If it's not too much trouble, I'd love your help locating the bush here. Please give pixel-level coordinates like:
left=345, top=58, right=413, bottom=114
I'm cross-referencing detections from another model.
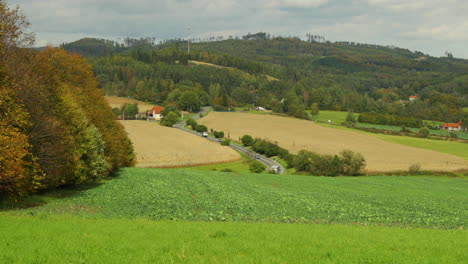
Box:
left=449, top=132, right=458, bottom=139
left=401, top=125, right=411, bottom=133
left=220, top=139, right=231, bottom=146
left=186, top=118, right=197, bottom=128
left=292, top=150, right=342, bottom=176
left=241, top=135, right=254, bottom=146
left=408, top=163, right=421, bottom=174
left=213, top=131, right=225, bottom=138
left=195, top=124, right=208, bottom=133
left=346, top=111, right=357, bottom=123
left=249, top=160, right=266, bottom=173
left=340, top=150, right=366, bottom=176
left=161, top=111, right=180, bottom=127
left=419, top=126, right=430, bottom=137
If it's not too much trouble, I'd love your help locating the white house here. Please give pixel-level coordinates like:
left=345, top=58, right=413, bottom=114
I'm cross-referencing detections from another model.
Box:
left=148, top=105, right=164, bottom=120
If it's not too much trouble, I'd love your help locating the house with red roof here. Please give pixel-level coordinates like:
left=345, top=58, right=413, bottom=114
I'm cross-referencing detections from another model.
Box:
left=442, top=122, right=462, bottom=131
left=409, top=95, right=418, bottom=101
left=148, top=105, right=165, bottom=120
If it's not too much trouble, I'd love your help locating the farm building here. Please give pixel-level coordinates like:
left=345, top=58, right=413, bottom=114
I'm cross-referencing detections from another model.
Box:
left=148, top=105, right=164, bottom=120
left=442, top=122, right=463, bottom=131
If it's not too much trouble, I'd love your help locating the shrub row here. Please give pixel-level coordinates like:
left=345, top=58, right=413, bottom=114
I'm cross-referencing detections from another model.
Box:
left=241, top=135, right=366, bottom=176
left=358, top=112, right=422, bottom=128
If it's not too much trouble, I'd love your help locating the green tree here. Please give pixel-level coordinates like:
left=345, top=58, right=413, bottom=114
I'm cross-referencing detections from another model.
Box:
left=310, top=103, right=320, bottom=116
left=161, top=112, right=180, bottom=127
left=179, top=91, right=201, bottom=112
left=340, top=150, right=366, bottom=176
left=419, top=126, right=430, bottom=137
left=241, top=135, right=254, bottom=146
left=122, top=103, right=139, bottom=118
left=346, top=110, right=357, bottom=123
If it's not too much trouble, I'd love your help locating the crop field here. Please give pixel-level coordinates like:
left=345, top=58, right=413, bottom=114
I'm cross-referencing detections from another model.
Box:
left=15, top=168, right=467, bottom=228
left=3, top=168, right=467, bottom=263
left=104, top=96, right=155, bottom=112
left=120, top=121, right=240, bottom=167
left=198, top=112, right=468, bottom=172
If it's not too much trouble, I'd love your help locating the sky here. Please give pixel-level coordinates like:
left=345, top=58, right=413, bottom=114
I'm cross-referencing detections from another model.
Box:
left=8, top=0, right=468, bottom=58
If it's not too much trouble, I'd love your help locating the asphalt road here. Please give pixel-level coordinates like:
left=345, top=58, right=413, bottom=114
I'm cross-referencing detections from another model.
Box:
left=173, top=107, right=284, bottom=174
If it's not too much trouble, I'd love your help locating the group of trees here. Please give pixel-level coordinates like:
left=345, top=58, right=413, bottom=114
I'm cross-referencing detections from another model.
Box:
left=241, top=135, right=366, bottom=176
left=66, top=36, right=467, bottom=123
left=358, top=112, right=423, bottom=128
left=0, top=2, right=134, bottom=199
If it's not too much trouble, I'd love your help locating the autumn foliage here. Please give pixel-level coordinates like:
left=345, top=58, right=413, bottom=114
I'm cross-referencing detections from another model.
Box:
left=0, top=1, right=134, bottom=199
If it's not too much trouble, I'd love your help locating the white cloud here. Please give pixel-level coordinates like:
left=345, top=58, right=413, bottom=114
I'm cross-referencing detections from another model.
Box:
left=6, top=0, right=468, bottom=58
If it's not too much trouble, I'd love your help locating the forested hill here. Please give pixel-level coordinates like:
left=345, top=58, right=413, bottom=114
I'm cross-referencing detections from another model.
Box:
left=61, top=35, right=468, bottom=123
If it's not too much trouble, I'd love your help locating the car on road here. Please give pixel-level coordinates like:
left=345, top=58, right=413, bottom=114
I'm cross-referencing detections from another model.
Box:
left=202, top=132, right=208, bottom=137
left=254, top=155, right=260, bottom=160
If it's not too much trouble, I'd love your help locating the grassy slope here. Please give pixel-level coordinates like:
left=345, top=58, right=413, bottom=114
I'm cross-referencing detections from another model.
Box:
left=13, top=168, right=467, bottom=228
left=1, top=214, right=466, bottom=264
left=304, top=111, right=468, bottom=159
left=375, top=134, right=468, bottom=160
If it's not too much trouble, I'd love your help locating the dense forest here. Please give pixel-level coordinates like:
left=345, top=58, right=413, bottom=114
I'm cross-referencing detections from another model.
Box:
left=0, top=1, right=134, bottom=199
left=62, top=33, right=468, bottom=125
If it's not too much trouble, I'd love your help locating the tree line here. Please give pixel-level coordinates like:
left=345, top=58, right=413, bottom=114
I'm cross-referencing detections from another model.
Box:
left=0, top=1, right=134, bottom=199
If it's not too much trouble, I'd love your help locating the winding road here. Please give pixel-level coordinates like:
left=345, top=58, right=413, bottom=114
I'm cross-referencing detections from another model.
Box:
left=173, top=107, right=284, bottom=174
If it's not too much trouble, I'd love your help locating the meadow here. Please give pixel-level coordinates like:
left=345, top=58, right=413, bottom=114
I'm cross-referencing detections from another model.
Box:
left=198, top=112, right=468, bottom=172
left=120, top=121, right=240, bottom=167
left=104, top=96, right=155, bottom=112
left=1, top=214, right=466, bottom=263
left=311, top=110, right=468, bottom=139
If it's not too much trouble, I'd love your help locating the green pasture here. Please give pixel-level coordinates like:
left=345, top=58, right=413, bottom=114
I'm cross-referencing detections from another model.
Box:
left=376, top=134, right=468, bottom=160
left=0, top=214, right=466, bottom=264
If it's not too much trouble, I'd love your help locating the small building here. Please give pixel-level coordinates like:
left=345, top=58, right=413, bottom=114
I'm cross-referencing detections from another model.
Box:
left=409, top=95, right=418, bottom=101
left=148, top=105, right=165, bottom=120
left=256, top=106, right=266, bottom=111
left=442, top=122, right=462, bottom=131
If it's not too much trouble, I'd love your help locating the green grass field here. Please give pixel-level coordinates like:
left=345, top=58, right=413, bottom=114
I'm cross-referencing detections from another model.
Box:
left=376, top=134, right=468, bottom=160
left=463, top=107, right=468, bottom=113
left=10, top=168, right=467, bottom=228
left=310, top=110, right=348, bottom=124
left=1, top=214, right=466, bottom=263
left=2, top=168, right=467, bottom=263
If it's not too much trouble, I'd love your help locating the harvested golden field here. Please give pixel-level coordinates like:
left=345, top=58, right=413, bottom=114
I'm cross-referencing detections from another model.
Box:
left=198, top=112, right=468, bottom=172
left=105, top=96, right=154, bottom=112
left=120, top=121, right=240, bottom=167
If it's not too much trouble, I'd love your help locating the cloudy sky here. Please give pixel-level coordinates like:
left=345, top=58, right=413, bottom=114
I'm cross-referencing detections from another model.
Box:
left=8, top=0, right=468, bottom=58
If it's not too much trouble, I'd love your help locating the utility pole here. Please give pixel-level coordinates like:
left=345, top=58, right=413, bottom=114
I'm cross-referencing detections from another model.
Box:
left=187, top=26, right=190, bottom=55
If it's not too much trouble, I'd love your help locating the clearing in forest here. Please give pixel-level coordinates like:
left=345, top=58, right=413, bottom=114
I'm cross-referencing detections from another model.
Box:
left=120, top=121, right=240, bottom=167
left=198, top=112, right=468, bottom=172
left=104, top=96, right=154, bottom=112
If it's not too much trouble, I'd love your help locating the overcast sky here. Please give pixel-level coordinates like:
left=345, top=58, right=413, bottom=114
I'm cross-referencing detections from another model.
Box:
left=8, top=0, right=468, bottom=58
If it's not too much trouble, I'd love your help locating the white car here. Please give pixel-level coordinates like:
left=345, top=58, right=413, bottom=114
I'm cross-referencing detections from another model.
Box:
left=202, top=132, right=208, bottom=137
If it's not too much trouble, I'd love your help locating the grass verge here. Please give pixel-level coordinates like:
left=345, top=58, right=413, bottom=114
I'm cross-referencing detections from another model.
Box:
left=0, top=214, right=466, bottom=264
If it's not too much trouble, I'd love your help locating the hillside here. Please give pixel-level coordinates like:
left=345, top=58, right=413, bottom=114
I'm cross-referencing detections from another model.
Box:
left=63, top=36, right=468, bottom=124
